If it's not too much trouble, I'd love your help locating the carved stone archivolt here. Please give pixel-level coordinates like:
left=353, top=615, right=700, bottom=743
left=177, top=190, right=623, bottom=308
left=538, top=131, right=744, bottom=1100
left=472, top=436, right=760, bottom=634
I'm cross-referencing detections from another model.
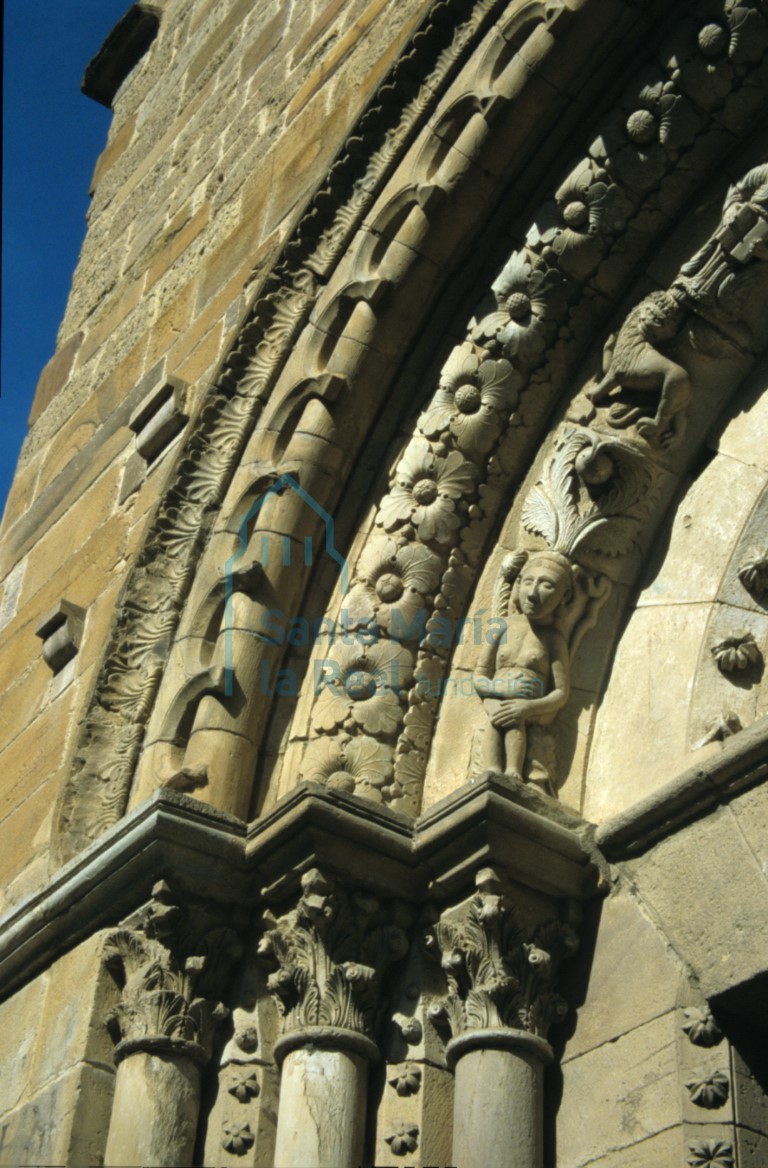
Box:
left=425, top=868, right=578, bottom=1048
left=54, top=0, right=768, bottom=854
left=258, top=867, right=409, bottom=1054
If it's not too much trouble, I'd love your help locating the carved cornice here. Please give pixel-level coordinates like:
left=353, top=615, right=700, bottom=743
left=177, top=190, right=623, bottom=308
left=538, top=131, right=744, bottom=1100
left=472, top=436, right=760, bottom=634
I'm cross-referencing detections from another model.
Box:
left=425, top=868, right=578, bottom=1046
left=103, top=880, right=242, bottom=1065
left=258, top=867, right=409, bottom=1047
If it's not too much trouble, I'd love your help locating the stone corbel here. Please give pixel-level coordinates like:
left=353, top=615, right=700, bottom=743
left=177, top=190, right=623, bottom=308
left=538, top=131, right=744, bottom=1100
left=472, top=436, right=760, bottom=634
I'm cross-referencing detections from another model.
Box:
left=35, top=599, right=86, bottom=673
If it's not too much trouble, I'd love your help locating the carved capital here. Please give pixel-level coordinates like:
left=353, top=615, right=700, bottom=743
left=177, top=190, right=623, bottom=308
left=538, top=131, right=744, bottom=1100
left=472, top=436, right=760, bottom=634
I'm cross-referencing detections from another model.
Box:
left=425, top=868, right=578, bottom=1043
left=103, top=881, right=242, bottom=1065
left=258, top=867, right=409, bottom=1043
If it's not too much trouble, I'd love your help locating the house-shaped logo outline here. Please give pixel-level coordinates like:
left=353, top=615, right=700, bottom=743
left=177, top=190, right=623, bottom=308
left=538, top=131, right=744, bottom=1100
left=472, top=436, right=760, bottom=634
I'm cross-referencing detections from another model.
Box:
left=223, top=473, right=349, bottom=696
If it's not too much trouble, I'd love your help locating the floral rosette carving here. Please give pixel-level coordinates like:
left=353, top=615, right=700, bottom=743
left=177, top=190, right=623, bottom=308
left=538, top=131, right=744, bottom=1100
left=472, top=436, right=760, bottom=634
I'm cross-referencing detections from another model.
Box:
left=590, top=71, right=701, bottom=194
left=738, top=551, right=768, bottom=600
left=425, top=868, right=578, bottom=1041
left=418, top=348, right=521, bottom=457
left=301, top=734, right=394, bottom=802
left=345, top=536, right=442, bottom=637
left=685, top=1067, right=730, bottom=1107
left=312, top=640, right=414, bottom=736
left=664, top=0, right=768, bottom=111
left=379, top=436, right=477, bottom=544
left=682, top=1005, right=724, bottom=1046
left=472, top=251, right=566, bottom=363
left=528, top=160, right=634, bottom=279
left=258, top=868, right=409, bottom=1039
left=687, top=1139, right=734, bottom=1168
left=711, top=630, right=762, bottom=672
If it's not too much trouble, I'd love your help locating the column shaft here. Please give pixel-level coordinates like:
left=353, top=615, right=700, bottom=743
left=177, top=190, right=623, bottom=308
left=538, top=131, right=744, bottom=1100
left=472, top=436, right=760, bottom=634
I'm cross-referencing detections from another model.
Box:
left=104, top=1051, right=201, bottom=1167
left=273, top=1046, right=367, bottom=1168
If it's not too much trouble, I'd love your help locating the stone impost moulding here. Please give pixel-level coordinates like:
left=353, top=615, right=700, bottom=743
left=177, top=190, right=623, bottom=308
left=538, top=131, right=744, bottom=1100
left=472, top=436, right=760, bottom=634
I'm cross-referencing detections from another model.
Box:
left=0, top=777, right=600, bottom=1164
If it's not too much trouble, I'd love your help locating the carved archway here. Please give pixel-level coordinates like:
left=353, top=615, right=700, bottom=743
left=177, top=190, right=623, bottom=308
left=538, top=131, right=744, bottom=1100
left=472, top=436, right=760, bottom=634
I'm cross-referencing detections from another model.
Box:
left=54, top=0, right=768, bottom=861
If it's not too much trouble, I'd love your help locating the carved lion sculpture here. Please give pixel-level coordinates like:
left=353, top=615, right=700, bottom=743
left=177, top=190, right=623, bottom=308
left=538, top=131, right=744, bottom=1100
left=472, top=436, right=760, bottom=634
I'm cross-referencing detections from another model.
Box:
left=586, top=289, right=691, bottom=445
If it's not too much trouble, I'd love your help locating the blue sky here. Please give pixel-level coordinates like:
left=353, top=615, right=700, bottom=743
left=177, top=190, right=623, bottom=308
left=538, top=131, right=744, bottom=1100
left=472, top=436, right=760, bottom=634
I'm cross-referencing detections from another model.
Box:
left=2, top=0, right=131, bottom=519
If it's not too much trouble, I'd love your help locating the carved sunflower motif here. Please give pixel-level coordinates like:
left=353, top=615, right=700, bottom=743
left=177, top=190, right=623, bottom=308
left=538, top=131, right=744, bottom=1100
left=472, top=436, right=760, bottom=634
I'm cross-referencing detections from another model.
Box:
left=379, top=437, right=476, bottom=544
left=685, top=1067, right=730, bottom=1108
left=711, top=630, right=762, bottom=672
left=301, top=735, right=393, bottom=801
left=687, top=1139, right=734, bottom=1168
left=472, top=251, right=563, bottom=363
left=385, top=1121, right=419, bottom=1156
left=312, top=641, right=414, bottom=736
left=528, top=161, right=632, bottom=279
left=419, top=349, right=520, bottom=457
left=345, top=537, right=442, bottom=637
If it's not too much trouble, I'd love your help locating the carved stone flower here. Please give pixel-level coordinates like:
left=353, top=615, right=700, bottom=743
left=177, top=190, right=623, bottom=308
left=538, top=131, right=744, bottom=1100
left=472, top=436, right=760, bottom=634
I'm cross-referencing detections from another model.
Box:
left=738, top=552, right=768, bottom=599
left=228, top=1067, right=260, bottom=1103
left=665, top=2, right=768, bottom=110
left=472, top=251, right=563, bottom=363
left=312, top=641, right=413, bottom=736
left=222, top=1121, right=255, bottom=1155
left=301, top=734, right=393, bottom=801
left=590, top=75, right=699, bottom=193
left=385, top=1121, right=419, bottom=1156
left=711, top=630, right=762, bottom=672
left=380, top=438, right=476, bottom=544
left=685, top=1067, right=730, bottom=1108
left=528, top=160, right=633, bottom=279
left=346, top=537, right=442, bottom=637
left=682, top=1005, right=723, bottom=1047
left=687, top=1139, right=734, bottom=1168
left=388, top=1064, right=422, bottom=1096
left=419, top=349, right=520, bottom=457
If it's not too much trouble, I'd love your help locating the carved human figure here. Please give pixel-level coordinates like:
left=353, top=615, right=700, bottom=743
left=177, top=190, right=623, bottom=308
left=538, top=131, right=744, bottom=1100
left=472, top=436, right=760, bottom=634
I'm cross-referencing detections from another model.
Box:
left=475, top=550, right=573, bottom=786
left=586, top=288, right=690, bottom=445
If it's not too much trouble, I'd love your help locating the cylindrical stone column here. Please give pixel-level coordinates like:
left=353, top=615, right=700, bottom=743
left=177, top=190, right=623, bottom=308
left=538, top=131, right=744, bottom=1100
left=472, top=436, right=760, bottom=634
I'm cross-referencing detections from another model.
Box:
left=273, top=1028, right=377, bottom=1168
left=448, top=1029, right=553, bottom=1168
left=104, top=1039, right=205, bottom=1168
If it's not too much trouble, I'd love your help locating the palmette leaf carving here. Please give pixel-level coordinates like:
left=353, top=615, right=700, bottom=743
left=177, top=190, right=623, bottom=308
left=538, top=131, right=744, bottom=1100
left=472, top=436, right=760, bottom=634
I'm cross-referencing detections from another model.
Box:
left=425, top=868, right=577, bottom=1040
left=521, top=429, right=654, bottom=559
left=258, top=868, right=409, bottom=1038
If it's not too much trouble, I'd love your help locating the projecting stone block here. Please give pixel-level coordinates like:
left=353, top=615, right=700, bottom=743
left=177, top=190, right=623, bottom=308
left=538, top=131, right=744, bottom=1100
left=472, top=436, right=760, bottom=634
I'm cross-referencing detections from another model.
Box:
left=34, top=599, right=86, bottom=673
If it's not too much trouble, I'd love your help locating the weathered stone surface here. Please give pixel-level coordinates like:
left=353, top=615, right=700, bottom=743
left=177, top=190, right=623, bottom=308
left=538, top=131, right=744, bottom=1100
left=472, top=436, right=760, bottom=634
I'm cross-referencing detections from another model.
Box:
left=557, top=1011, right=681, bottom=1166
left=561, top=887, right=685, bottom=1062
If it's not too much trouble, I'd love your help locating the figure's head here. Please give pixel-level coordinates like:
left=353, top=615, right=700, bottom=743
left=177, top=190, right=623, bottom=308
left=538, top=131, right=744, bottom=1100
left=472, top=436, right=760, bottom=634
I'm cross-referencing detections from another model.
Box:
left=514, top=551, right=573, bottom=623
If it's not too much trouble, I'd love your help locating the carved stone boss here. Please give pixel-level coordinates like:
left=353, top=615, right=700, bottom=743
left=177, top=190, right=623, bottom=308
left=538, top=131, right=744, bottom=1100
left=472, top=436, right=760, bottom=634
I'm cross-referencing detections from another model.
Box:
left=427, top=868, right=578, bottom=1168
left=259, top=867, right=409, bottom=1168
